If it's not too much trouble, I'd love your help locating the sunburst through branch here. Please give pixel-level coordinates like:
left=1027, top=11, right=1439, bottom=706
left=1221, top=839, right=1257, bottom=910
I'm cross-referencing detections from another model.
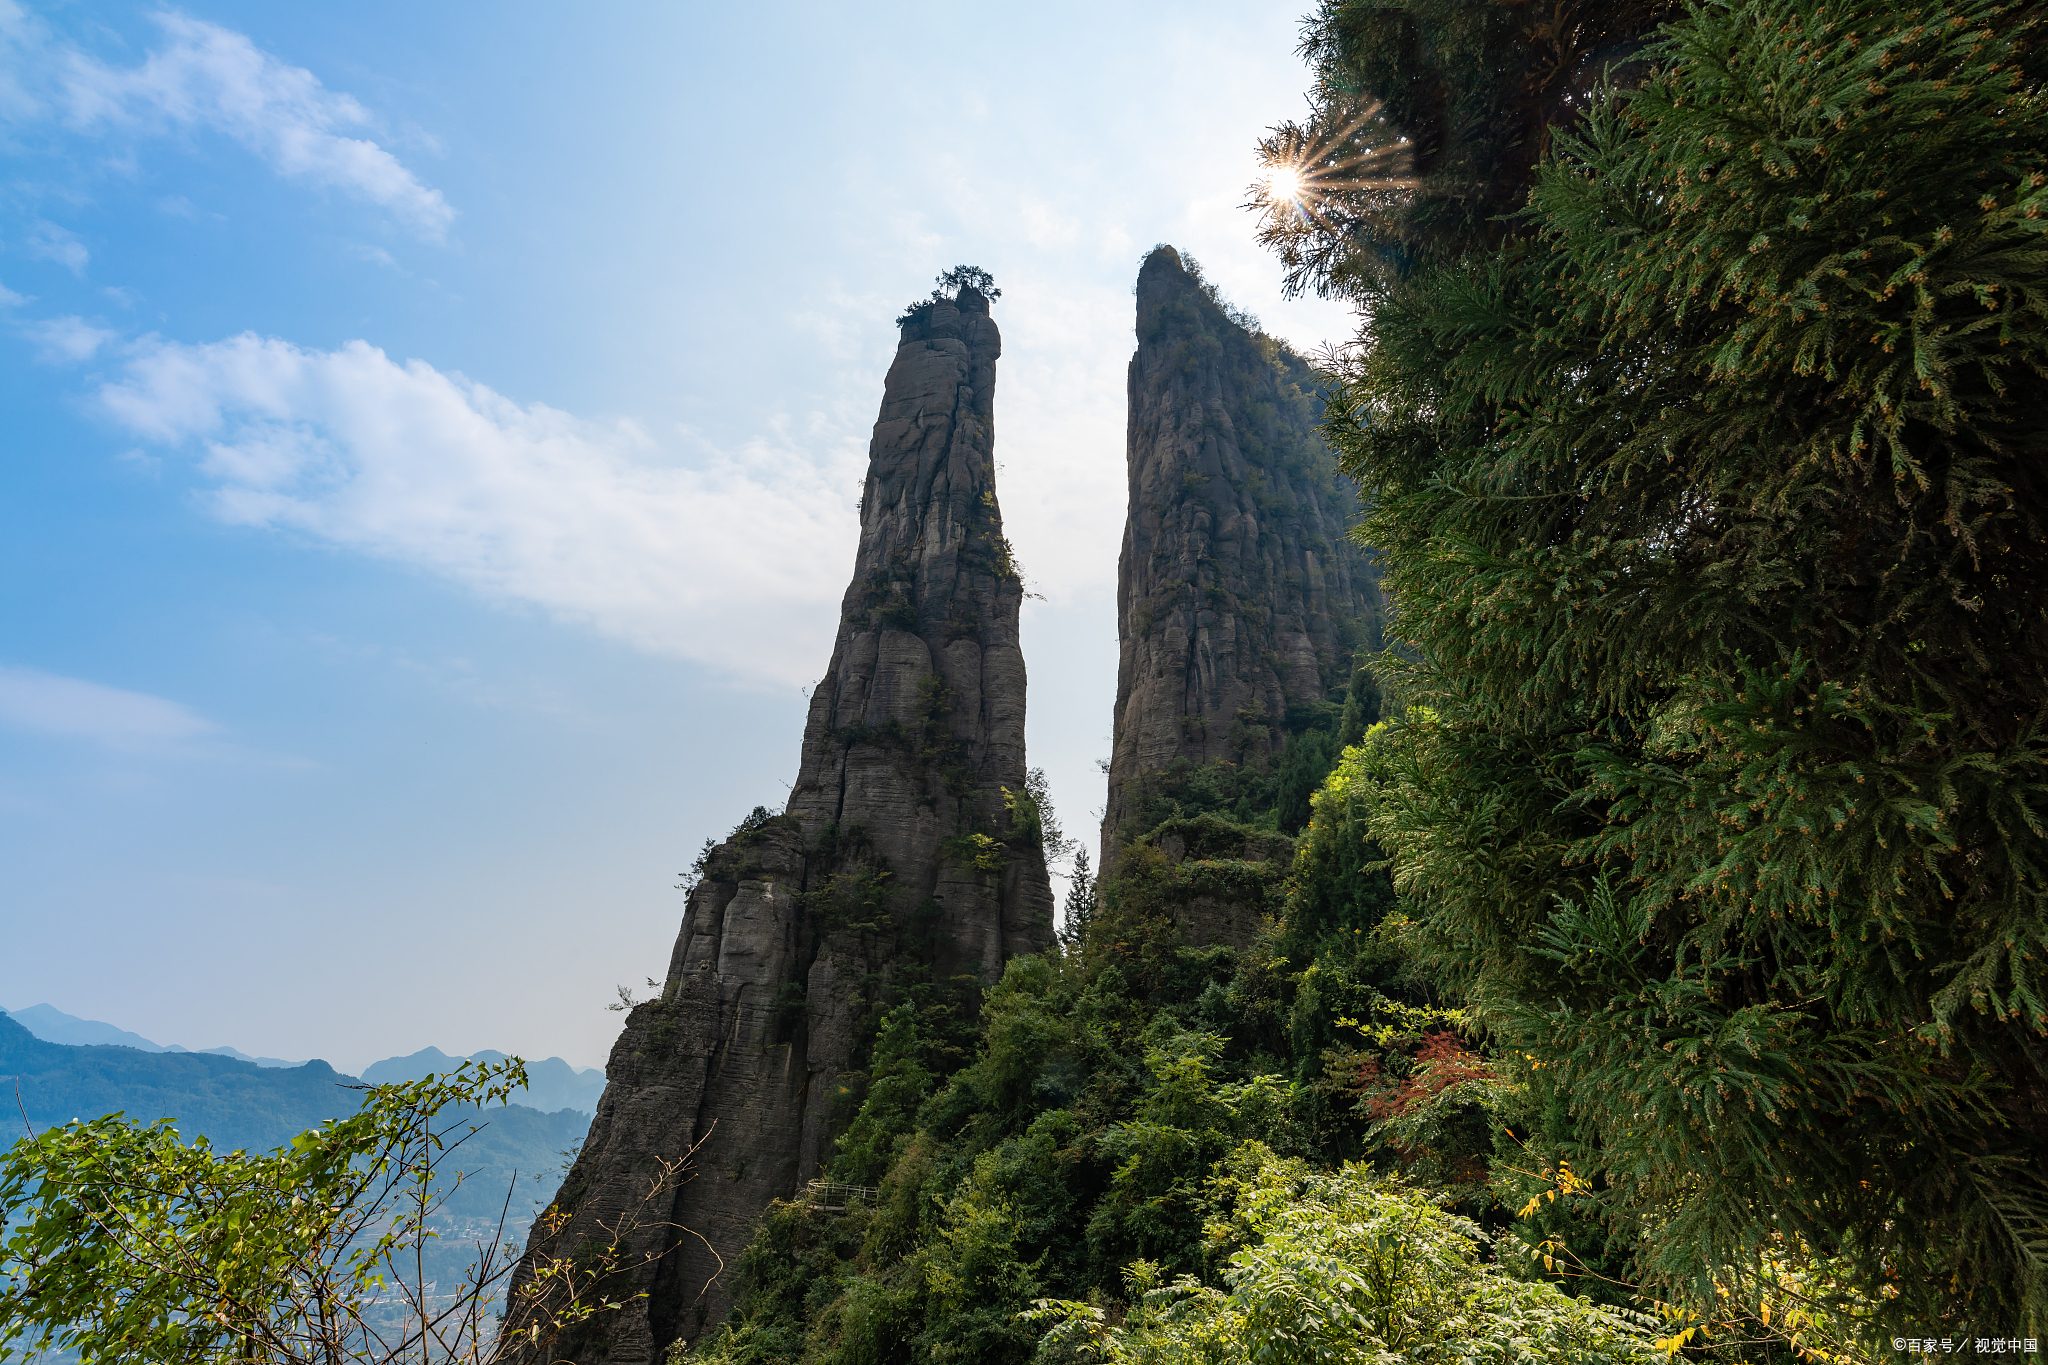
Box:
left=1245, top=100, right=1418, bottom=298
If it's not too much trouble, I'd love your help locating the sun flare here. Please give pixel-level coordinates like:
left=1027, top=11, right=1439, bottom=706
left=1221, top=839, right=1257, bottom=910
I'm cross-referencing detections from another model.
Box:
left=1265, top=165, right=1306, bottom=203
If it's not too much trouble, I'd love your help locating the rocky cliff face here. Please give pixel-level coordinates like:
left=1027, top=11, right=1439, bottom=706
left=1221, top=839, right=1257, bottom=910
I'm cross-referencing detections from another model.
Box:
left=502, top=285, right=1054, bottom=1363
left=1100, top=247, right=1382, bottom=904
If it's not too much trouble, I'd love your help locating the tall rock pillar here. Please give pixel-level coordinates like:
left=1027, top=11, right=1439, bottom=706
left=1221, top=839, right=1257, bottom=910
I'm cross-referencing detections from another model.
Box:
left=1101, top=246, right=1383, bottom=879
left=502, top=283, right=1054, bottom=1363
left=783, top=283, right=1055, bottom=981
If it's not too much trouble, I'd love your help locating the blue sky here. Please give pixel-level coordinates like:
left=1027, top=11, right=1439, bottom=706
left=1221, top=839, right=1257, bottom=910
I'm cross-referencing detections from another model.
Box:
left=0, top=0, right=1355, bottom=1073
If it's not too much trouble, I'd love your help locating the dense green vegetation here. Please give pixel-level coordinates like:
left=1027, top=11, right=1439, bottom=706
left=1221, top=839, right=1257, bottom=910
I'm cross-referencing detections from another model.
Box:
left=1258, top=0, right=2048, bottom=1342
left=898, top=264, right=1003, bottom=324
left=682, top=679, right=1618, bottom=1362
left=1028, top=1146, right=1651, bottom=1364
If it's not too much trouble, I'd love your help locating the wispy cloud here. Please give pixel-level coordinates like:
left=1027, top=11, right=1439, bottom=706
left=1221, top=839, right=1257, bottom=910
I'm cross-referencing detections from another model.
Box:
left=97, top=332, right=861, bottom=685
left=24, top=313, right=115, bottom=360
left=11, top=9, right=452, bottom=240
left=25, top=219, right=87, bottom=273
left=0, top=1, right=41, bottom=122
left=345, top=243, right=401, bottom=271
left=0, top=666, right=216, bottom=745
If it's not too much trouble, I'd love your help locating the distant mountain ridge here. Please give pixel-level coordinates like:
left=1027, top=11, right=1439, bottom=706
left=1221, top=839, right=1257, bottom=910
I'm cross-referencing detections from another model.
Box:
left=3, top=1006, right=605, bottom=1114
left=0, top=1011, right=588, bottom=1227
left=8, top=1002, right=206, bottom=1055
left=1, top=1010, right=359, bottom=1153
left=361, top=1047, right=605, bottom=1116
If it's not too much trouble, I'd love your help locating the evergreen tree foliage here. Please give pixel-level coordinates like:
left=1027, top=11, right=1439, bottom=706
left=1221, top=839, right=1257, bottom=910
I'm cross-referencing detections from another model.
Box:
left=1287, top=738, right=1401, bottom=940
left=1061, top=847, right=1098, bottom=950
left=828, top=1005, right=935, bottom=1189
left=1274, top=729, right=1335, bottom=834
left=935, top=265, right=1000, bottom=300
left=1264, top=0, right=2048, bottom=1336
left=898, top=265, right=1001, bottom=324
left=1334, top=650, right=1383, bottom=749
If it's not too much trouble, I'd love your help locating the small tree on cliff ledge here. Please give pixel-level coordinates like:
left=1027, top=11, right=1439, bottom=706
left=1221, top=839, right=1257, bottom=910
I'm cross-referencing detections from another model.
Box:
left=900, top=265, right=1001, bottom=323
left=933, top=264, right=999, bottom=300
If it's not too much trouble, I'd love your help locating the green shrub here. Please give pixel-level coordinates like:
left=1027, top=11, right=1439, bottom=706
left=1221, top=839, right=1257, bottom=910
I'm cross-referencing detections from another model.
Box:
left=1032, top=1143, right=1658, bottom=1364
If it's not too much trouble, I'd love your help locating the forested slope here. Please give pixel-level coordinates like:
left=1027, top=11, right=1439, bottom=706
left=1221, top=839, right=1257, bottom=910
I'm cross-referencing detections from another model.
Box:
left=690, top=700, right=1552, bottom=1361
left=677, top=0, right=2048, bottom=1353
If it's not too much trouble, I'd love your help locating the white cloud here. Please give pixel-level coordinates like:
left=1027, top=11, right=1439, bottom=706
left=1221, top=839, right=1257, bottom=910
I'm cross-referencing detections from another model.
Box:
left=0, top=666, right=215, bottom=744
left=55, top=11, right=452, bottom=239
left=97, top=332, right=862, bottom=685
left=0, top=0, right=41, bottom=122
left=25, top=219, right=87, bottom=273
left=24, top=314, right=115, bottom=360
left=0, top=279, right=26, bottom=306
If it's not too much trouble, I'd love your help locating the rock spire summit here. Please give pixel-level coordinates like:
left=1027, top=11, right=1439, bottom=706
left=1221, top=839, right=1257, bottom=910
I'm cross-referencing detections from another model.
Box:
left=502, top=278, right=1052, bottom=1363
left=1101, top=246, right=1383, bottom=896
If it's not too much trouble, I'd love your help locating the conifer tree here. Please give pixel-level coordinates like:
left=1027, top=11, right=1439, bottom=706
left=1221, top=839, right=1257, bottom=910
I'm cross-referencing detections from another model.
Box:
left=1260, top=0, right=2048, bottom=1334
left=1336, top=649, right=1382, bottom=748
left=1060, top=846, right=1097, bottom=949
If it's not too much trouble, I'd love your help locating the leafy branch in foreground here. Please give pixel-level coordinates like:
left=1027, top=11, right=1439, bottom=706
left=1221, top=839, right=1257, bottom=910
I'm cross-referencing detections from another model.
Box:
left=498, top=1130, right=713, bottom=1364
left=0, top=1060, right=688, bottom=1364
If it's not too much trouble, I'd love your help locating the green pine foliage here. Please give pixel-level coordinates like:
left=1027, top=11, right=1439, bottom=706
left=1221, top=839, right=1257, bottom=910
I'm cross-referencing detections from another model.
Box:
left=1274, top=729, right=1336, bottom=834
left=1060, top=848, right=1098, bottom=951
left=1287, top=739, right=1401, bottom=939
left=1263, top=0, right=2048, bottom=1338
left=1334, top=647, right=1383, bottom=750
left=829, top=1005, right=937, bottom=1190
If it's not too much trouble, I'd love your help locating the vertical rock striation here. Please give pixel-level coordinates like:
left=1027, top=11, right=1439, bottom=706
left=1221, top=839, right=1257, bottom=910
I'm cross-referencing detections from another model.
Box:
left=1100, top=246, right=1382, bottom=898
left=502, top=284, right=1053, bottom=1363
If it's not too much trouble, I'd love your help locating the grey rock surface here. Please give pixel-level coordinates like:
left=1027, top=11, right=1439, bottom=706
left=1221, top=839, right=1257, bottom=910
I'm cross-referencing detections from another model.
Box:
left=501, top=286, right=1053, bottom=1363
left=1100, top=247, right=1383, bottom=895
